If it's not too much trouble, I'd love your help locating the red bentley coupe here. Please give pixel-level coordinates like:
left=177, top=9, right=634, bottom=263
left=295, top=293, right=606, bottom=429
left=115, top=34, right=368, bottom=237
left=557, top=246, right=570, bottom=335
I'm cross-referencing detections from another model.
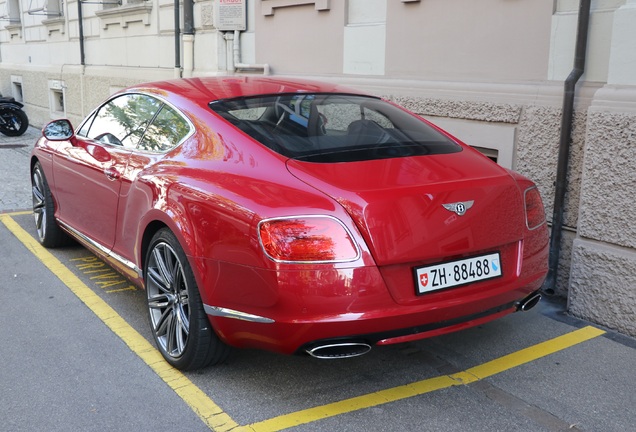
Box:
left=31, top=77, right=548, bottom=370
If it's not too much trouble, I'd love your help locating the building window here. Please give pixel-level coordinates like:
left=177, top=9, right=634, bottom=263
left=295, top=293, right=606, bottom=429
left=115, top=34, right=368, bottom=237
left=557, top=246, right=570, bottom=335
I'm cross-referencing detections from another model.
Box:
left=45, top=0, right=62, bottom=16
left=423, top=116, right=516, bottom=169
left=6, top=0, right=21, bottom=23
left=102, top=0, right=137, bottom=11
left=49, top=80, right=65, bottom=118
left=472, top=146, right=499, bottom=164
left=26, top=0, right=63, bottom=17
left=11, top=76, right=23, bottom=102
left=95, top=0, right=152, bottom=29
left=12, top=83, right=23, bottom=102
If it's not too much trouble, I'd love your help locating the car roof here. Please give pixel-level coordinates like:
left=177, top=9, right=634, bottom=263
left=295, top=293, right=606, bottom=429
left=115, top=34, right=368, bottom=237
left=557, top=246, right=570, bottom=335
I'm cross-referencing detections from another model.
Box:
left=126, top=76, right=369, bottom=104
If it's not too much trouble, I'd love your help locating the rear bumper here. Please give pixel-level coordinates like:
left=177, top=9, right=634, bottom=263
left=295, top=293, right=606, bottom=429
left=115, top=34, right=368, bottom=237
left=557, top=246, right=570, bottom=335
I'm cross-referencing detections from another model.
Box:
left=298, top=300, right=518, bottom=355
left=202, top=259, right=546, bottom=355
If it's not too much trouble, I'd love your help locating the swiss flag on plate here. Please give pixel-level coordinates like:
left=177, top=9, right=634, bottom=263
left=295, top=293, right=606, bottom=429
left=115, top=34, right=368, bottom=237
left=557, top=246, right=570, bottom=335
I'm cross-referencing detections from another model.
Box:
left=420, top=273, right=428, bottom=287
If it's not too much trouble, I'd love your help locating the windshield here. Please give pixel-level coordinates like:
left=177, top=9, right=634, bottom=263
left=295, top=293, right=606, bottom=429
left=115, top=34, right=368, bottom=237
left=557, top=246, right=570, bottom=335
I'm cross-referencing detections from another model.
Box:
left=209, top=93, right=462, bottom=163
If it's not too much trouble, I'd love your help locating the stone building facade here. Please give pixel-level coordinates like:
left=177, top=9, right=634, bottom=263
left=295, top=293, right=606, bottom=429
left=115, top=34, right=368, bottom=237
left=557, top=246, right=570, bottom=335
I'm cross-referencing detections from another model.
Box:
left=1, top=0, right=634, bottom=336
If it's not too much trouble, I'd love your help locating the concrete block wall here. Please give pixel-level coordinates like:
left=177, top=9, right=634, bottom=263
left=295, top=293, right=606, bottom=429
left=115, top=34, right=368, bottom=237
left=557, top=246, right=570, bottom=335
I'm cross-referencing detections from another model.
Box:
left=569, top=96, right=636, bottom=337
left=0, top=66, right=176, bottom=129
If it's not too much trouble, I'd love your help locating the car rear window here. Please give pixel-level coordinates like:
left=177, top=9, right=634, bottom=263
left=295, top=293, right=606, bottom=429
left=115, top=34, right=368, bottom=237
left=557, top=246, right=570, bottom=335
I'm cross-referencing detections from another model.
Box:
left=209, top=93, right=461, bottom=163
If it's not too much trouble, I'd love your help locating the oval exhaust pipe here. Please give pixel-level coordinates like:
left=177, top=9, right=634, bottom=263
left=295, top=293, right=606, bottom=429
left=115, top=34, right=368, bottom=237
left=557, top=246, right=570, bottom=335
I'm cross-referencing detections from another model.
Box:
left=517, top=292, right=542, bottom=312
left=306, top=342, right=372, bottom=359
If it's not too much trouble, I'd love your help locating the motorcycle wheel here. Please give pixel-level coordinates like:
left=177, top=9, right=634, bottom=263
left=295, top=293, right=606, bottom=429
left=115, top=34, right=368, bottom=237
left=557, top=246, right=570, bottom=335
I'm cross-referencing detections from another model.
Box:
left=0, top=107, right=29, bottom=137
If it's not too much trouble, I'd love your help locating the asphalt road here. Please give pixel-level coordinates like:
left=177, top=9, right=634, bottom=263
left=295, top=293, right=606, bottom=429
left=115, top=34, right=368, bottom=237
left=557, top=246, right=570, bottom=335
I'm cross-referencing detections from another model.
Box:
left=1, top=128, right=635, bottom=431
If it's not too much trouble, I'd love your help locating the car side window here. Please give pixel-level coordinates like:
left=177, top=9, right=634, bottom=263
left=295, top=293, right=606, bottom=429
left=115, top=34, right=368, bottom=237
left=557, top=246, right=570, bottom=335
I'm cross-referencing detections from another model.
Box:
left=137, top=104, right=191, bottom=153
left=84, top=94, right=162, bottom=149
left=77, top=111, right=96, bottom=138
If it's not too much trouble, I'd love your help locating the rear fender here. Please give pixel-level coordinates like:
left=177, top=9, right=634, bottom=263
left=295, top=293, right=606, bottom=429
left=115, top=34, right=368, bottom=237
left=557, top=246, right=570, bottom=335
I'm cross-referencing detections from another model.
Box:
left=137, top=206, right=197, bottom=286
left=0, top=99, right=24, bottom=109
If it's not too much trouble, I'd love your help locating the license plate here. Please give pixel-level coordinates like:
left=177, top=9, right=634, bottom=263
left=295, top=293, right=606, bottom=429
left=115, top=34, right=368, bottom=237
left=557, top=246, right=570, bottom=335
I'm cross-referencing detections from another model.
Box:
left=414, top=253, right=502, bottom=294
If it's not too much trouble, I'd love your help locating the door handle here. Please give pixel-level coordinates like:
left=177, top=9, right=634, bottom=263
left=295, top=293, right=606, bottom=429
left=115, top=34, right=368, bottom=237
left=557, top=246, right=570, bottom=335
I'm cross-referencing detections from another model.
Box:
left=104, top=168, right=120, bottom=181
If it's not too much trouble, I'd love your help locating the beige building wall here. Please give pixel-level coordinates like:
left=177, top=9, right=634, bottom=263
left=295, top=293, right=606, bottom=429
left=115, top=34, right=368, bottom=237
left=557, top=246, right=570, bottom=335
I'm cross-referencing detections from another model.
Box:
left=256, top=1, right=345, bottom=74
left=385, top=0, right=554, bottom=82
left=1, top=0, right=635, bottom=336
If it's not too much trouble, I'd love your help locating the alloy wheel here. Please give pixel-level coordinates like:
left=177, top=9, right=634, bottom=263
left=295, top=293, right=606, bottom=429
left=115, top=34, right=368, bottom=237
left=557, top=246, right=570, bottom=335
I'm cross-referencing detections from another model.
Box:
left=146, top=241, right=191, bottom=360
left=32, top=168, right=47, bottom=241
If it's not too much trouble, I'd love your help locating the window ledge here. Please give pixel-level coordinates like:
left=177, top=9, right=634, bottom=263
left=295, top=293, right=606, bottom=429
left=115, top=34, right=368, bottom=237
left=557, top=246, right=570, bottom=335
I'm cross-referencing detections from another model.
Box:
left=95, top=3, right=152, bottom=29
left=42, top=17, right=65, bottom=35
left=4, top=23, right=22, bottom=39
left=261, top=0, right=330, bottom=16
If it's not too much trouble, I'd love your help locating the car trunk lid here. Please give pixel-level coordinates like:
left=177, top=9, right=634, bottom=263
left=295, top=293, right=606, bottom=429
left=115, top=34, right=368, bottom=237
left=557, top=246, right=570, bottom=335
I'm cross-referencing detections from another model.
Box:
left=286, top=149, right=524, bottom=267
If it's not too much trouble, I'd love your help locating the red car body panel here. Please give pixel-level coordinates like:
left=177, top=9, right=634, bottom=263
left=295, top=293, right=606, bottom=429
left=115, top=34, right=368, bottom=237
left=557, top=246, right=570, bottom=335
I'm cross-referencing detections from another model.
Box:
left=31, top=77, right=549, bottom=358
left=286, top=151, right=524, bottom=265
left=53, top=140, right=131, bottom=249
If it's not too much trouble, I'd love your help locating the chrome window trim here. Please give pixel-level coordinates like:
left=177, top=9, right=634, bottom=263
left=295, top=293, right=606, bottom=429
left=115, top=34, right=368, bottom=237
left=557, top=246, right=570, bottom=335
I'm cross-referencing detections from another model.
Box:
left=75, top=91, right=195, bottom=154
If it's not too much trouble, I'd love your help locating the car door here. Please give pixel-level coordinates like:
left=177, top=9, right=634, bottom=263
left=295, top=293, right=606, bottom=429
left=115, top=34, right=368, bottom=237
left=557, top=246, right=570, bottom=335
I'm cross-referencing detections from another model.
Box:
left=53, top=93, right=162, bottom=249
left=109, top=101, right=195, bottom=263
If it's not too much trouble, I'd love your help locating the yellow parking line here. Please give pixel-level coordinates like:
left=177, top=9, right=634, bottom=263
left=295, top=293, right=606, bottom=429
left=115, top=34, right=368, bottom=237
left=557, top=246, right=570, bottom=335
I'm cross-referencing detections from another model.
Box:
left=1, top=212, right=608, bottom=432
left=243, top=327, right=605, bottom=432
left=0, top=214, right=240, bottom=432
left=1, top=210, right=31, bottom=216
left=462, top=325, right=605, bottom=381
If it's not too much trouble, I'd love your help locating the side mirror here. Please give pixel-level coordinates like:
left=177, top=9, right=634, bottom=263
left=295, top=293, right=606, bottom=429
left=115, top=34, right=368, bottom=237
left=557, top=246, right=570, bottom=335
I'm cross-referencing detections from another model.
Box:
left=43, top=119, right=74, bottom=141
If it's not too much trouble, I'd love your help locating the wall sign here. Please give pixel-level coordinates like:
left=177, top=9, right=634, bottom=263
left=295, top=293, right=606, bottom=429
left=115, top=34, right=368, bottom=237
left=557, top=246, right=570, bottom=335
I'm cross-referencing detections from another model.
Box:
left=215, top=0, right=247, bottom=31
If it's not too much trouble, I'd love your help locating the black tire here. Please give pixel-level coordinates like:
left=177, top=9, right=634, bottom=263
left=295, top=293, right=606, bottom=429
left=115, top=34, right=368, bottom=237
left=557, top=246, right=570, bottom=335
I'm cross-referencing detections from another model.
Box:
left=0, top=107, right=29, bottom=137
left=145, top=228, right=231, bottom=370
left=32, top=162, right=68, bottom=248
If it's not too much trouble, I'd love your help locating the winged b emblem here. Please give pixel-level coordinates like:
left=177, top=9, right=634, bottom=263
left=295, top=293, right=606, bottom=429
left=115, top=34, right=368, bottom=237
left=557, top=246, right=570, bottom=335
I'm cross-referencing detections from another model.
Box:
left=442, top=200, right=474, bottom=216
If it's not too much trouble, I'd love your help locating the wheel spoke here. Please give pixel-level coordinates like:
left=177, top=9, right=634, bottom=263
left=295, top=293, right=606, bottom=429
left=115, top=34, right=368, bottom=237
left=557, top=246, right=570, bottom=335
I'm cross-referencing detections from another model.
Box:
left=155, top=306, right=174, bottom=338
left=171, top=256, right=182, bottom=288
left=148, top=292, right=173, bottom=310
left=165, top=311, right=177, bottom=354
left=173, top=263, right=190, bottom=336
left=33, top=208, right=44, bottom=231
left=153, top=245, right=174, bottom=289
left=176, top=304, right=190, bottom=335
left=32, top=186, right=44, bottom=208
left=174, top=308, right=187, bottom=354
left=147, top=267, right=170, bottom=295
left=32, top=171, right=47, bottom=237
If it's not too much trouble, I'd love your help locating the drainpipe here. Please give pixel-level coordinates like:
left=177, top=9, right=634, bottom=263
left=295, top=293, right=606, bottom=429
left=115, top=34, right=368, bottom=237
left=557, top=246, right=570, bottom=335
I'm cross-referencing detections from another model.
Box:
left=543, top=0, right=591, bottom=295
left=182, top=0, right=194, bottom=77
left=174, top=0, right=181, bottom=77
left=76, top=0, right=86, bottom=117
left=230, top=30, right=270, bottom=75
left=77, top=0, right=85, bottom=65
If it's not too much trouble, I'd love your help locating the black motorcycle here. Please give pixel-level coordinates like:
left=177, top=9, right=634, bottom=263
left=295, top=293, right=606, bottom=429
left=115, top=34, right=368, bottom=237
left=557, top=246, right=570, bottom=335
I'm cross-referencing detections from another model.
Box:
left=0, top=94, right=29, bottom=137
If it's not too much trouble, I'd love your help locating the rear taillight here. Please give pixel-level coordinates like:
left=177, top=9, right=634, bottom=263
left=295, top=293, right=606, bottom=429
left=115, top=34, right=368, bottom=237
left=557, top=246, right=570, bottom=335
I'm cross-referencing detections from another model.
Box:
left=524, top=186, right=546, bottom=230
left=258, top=216, right=360, bottom=263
